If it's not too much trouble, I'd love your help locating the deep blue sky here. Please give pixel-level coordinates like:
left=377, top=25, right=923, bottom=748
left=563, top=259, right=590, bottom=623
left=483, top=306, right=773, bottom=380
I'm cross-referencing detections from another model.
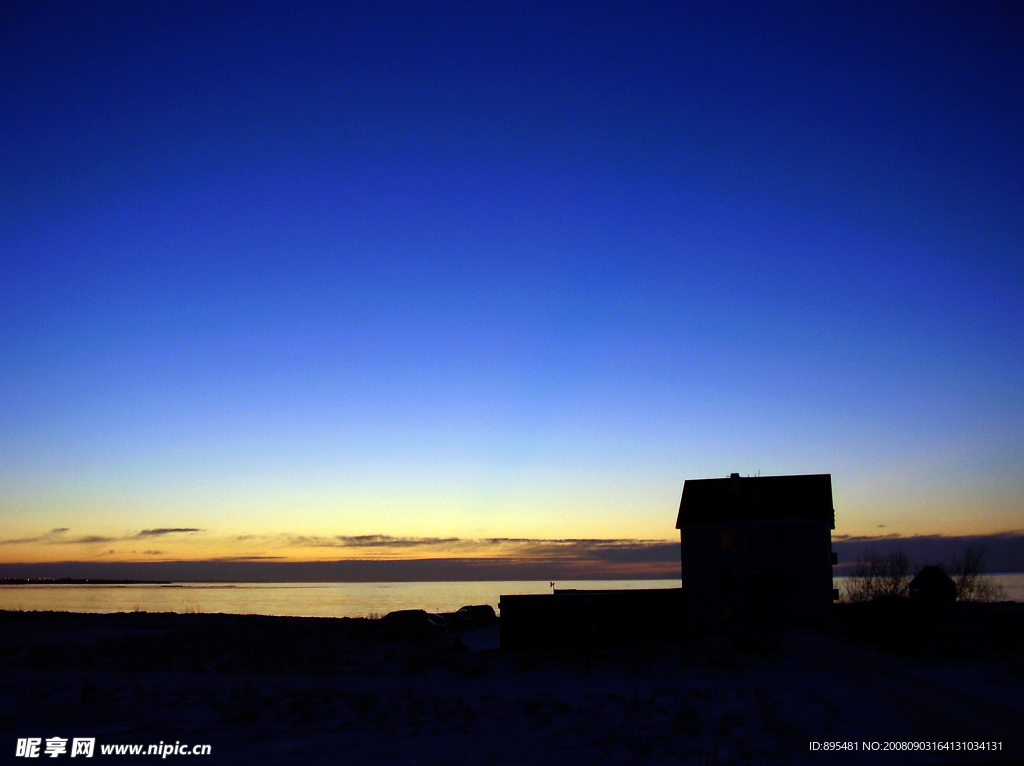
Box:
left=2, top=1, right=1022, bottom=564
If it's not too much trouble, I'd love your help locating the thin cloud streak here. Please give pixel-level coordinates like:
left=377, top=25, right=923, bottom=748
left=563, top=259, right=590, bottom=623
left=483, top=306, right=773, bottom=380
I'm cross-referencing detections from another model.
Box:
left=135, top=528, right=203, bottom=538
left=0, top=532, right=118, bottom=545
left=1, top=528, right=72, bottom=545
left=275, top=534, right=682, bottom=566
left=290, top=535, right=463, bottom=548
left=1, top=528, right=205, bottom=546
left=283, top=534, right=677, bottom=554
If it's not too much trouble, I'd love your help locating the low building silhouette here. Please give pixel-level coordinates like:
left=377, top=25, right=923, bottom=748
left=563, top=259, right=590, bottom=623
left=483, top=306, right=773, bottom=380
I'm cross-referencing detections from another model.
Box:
left=909, top=566, right=956, bottom=602
left=677, top=473, right=837, bottom=634
left=499, top=588, right=683, bottom=650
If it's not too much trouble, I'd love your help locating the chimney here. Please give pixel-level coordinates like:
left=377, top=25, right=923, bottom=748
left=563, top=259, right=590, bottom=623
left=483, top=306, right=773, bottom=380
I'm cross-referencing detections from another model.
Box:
left=730, top=473, right=741, bottom=494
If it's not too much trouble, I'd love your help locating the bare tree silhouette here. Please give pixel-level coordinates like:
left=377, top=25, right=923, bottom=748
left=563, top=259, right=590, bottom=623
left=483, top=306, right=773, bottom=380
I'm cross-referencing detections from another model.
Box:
left=951, top=546, right=1005, bottom=602
left=844, top=549, right=910, bottom=602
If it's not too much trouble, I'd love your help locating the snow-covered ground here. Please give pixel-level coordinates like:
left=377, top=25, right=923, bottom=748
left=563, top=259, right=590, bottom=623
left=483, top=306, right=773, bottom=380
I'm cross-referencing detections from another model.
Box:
left=0, top=611, right=1020, bottom=765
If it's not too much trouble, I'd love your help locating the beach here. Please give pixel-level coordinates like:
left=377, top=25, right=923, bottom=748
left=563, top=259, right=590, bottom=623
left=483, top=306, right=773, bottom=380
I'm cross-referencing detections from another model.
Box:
left=2, top=603, right=1022, bottom=765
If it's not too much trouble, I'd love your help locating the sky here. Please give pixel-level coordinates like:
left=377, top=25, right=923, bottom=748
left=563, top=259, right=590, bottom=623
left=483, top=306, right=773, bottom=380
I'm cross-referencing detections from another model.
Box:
left=1, top=1, right=1022, bottom=576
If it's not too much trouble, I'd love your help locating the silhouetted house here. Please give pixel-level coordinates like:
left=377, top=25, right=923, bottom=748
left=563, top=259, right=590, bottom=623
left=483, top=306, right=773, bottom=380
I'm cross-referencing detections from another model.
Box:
left=909, top=566, right=956, bottom=602
left=676, top=473, right=837, bottom=633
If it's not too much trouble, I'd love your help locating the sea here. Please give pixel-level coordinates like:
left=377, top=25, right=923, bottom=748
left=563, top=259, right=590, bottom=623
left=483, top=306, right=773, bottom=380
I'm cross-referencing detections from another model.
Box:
left=1, top=575, right=1022, bottom=618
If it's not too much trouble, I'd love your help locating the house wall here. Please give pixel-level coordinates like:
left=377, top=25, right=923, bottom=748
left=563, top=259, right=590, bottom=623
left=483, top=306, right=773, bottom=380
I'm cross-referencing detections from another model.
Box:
left=680, top=519, right=834, bottom=634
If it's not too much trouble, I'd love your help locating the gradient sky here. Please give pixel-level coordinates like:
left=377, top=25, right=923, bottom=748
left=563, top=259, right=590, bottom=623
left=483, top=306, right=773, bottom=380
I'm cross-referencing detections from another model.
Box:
left=2, top=1, right=1022, bottom=569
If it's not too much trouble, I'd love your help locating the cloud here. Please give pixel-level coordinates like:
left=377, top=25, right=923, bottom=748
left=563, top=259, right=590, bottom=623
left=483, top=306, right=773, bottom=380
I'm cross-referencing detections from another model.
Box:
left=288, top=535, right=462, bottom=548
left=1, top=528, right=76, bottom=545
left=4, top=530, right=678, bottom=564
left=833, top=531, right=1024, bottom=575
left=134, top=528, right=202, bottom=538
left=273, top=531, right=1022, bottom=576
left=337, top=535, right=462, bottom=548
left=280, top=535, right=679, bottom=563
left=75, top=536, right=119, bottom=544
left=469, top=537, right=678, bottom=560
left=4, top=532, right=1019, bottom=582
left=2, top=528, right=204, bottom=546
left=8, top=528, right=1019, bottom=580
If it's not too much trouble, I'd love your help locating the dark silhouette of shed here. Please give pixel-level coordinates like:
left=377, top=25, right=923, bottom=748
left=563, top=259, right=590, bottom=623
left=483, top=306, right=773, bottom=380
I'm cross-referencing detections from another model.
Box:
left=909, top=566, right=956, bottom=602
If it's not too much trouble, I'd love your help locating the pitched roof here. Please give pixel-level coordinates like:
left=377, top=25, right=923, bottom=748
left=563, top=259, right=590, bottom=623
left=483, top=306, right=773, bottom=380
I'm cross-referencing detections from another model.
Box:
left=909, top=566, right=955, bottom=589
left=675, top=473, right=834, bottom=528
left=909, top=566, right=956, bottom=601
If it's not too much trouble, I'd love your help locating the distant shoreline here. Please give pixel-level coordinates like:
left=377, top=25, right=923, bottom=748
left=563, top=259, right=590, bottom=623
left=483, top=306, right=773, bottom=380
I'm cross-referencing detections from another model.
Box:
left=2, top=574, right=1022, bottom=583
left=0, top=578, right=171, bottom=585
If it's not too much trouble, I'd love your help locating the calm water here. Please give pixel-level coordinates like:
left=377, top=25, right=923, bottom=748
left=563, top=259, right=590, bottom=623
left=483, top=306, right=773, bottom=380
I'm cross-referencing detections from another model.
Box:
left=1, top=575, right=1021, bottom=618
left=0, top=579, right=681, bottom=618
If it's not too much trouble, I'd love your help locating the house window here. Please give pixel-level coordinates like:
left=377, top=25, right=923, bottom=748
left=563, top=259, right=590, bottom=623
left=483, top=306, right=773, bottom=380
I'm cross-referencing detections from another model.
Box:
left=721, top=530, right=731, bottom=550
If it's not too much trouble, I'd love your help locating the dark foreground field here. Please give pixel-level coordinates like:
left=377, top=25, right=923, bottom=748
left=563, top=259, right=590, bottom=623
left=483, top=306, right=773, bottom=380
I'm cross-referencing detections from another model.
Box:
left=1, top=603, right=1022, bottom=765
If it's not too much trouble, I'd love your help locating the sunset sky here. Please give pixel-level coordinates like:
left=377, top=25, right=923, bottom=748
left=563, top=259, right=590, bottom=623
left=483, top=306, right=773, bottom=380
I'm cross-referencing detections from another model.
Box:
left=2, top=2, right=1022, bottom=576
